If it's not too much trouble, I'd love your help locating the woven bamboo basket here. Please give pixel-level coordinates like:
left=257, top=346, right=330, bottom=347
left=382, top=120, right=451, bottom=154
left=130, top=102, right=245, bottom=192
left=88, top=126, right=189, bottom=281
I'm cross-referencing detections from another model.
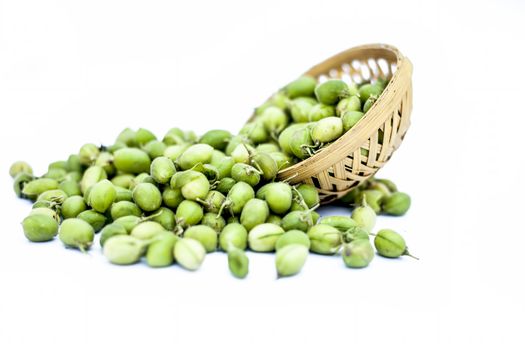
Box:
left=251, top=43, right=413, bottom=204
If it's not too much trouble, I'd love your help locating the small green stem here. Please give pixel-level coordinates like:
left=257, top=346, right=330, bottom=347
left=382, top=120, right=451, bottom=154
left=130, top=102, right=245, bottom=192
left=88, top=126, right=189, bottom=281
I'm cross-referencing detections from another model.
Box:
left=404, top=250, right=419, bottom=260
left=141, top=211, right=162, bottom=222
left=292, top=186, right=309, bottom=210
left=216, top=199, right=231, bottom=219
left=196, top=198, right=209, bottom=206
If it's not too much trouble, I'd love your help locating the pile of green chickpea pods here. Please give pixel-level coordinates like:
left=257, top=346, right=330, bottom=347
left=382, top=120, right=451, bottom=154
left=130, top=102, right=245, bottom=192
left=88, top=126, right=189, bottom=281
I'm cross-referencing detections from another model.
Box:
left=9, top=76, right=416, bottom=278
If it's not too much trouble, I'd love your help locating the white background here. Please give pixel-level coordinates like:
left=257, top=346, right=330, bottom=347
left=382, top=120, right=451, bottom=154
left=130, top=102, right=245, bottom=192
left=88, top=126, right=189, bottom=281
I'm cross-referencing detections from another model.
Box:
left=1, top=0, right=524, bottom=348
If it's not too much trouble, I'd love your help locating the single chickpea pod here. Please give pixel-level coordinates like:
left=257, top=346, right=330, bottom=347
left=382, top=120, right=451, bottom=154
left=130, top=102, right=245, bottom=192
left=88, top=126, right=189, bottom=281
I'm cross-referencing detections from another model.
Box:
left=275, top=230, right=311, bottom=251
left=175, top=200, right=204, bottom=228
left=376, top=178, right=398, bottom=192
left=135, top=128, right=157, bottom=146
left=201, top=212, right=226, bottom=233
left=342, top=226, right=370, bottom=243
left=37, top=189, right=68, bottom=206
left=363, top=95, right=378, bottom=113
left=351, top=202, right=377, bottom=232
left=22, top=178, right=60, bottom=199
left=59, top=218, right=95, bottom=252
left=228, top=248, right=249, bottom=279
left=289, top=97, right=317, bottom=123
left=311, top=117, right=343, bottom=144
left=130, top=221, right=165, bottom=240
left=61, top=196, right=87, bottom=219
left=381, top=192, right=411, bottom=216
left=172, top=170, right=210, bottom=201
left=248, top=223, right=284, bottom=252
left=143, top=140, right=168, bottom=159
left=225, top=135, right=251, bottom=156
left=374, top=229, right=418, bottom=259
left=314, top=79, right=351, bottom=105
left=258, top=182, right=293, bottom=215
left=218, top=181, right=255, bottom=217
left=149, top=207, right=176, bottom=231
left=342, top=239, right=375, bottom=268
left=94, top=152, right=116, bottom=176
left=282, top=76, right=317, bottom=99
left=76, top=210, right=107, bottom=232
left=295, top=184, right=320, bottom=209
left=59, top=179, right=82, bottom=197
left=184, top=225, right=218, bottom=253
left=197, top=190, right=226, bottom=214
left=281, top=209, right=316, bottom=232
left=239, top=121, right=269, bottom=144
left=88, top=179, right=116, bottom=213
left=250, top=152, right=278, bottom=181
left=150, top=156, right=176, bottom=184
left=355, top=190, right=384, bottom=214
left=231, top=143, right=254, bottom=164
left=278, top=123, right=308, bottom=155
left=336, top=95, right=361, bottom=116
left=9, top=161, right=33, bottom=178
left=319, top=216, right=359, bottom=232
left=240, top=198, right=270, bottom=231
left=174, top=238, right=206, bottom=271
left=111, top=174, right=135, bottom=189
left=28, top=208, right=60, bottom=223
left=342, top=111, right=364, bottom=131
left=113, top=215, right=142, bottom=233
left=104, top=235, right=147, bottom=265
left=231, top=163, right=261, bottom=187
left=21, top=214, right=58, bottom=242
left=219, top=223, right=248, bottom=252
left=99, top=223, right=128, bottom=247
left=255, top=92, right=288, bottom=115
left=146, top=232, right=179, bottom=268
left=115, top=187, right=133, bottom=202
left=79, top=143, right=100, bottom=166
left=307, top=224, right=342, bottom=255
left=260, top=106, right=288, bottom=136
left=13, top=173, right=35, bottom=198
left=132, top=183, right=162, bottom=212
left=290, top=126, right=316, bottom=159
left=164, top=144, right=190, bottom=161
left=275, top=244, right=309, bottom=278
left=256, top=143, right=280, bottom=154
left=308, top=103, right=336, bottom=122
left=110, top=201, right=142, bottom=220
left=358, top=82, right=384, bottom=104
left=266, top=214, right=282, bottom=226
left=113, top=148, right=151, bottom=174
left=177, top=144, right=214, bottom=170
left=199, top=129, right=232, bottom=151
left=80, top=166, right=107, bottom=194
left=216, top=177, right=236, bottom=195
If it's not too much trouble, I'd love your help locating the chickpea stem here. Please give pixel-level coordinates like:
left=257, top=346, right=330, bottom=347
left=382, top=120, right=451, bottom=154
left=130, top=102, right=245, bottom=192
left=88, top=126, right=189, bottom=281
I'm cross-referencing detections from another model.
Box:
left=404, top=250, right=419, bottom=260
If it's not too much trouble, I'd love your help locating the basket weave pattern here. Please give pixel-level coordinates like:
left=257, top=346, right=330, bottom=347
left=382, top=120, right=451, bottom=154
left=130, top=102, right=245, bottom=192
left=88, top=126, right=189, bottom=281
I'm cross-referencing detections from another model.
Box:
left=273, top=44, right=413, bottom=204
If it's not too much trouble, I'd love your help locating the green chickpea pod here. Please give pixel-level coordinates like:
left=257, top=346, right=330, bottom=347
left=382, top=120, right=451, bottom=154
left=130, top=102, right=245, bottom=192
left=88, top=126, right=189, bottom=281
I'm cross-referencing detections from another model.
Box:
left=59, top=218, right=95, bottom=252
left=382, top=192, right=411, bottom=216
left=9, top=161, right=33, bottom=178
left=374, top=229, right=417, bottom=259
left=228, top=248, right=249, bottom=279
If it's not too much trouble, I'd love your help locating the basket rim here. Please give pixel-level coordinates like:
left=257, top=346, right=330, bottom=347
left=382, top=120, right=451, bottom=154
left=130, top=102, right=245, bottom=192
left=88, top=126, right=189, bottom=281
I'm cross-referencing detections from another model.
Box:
left=275, top=43, right=413, bottom=182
